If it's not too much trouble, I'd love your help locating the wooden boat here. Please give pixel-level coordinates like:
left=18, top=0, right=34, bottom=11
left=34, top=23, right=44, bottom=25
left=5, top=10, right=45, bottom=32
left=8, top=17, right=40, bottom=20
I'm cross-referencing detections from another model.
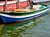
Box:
left=0, top=0, right=49, bottom=23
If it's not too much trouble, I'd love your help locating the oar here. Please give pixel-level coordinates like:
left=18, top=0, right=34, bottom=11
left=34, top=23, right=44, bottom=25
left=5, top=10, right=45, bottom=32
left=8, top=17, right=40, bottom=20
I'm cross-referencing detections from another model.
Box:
left=5, top=0, right=7, bottom=12
left=17, top=0, right=20, bottom=9
left=28, top=0, right=33, bottom=9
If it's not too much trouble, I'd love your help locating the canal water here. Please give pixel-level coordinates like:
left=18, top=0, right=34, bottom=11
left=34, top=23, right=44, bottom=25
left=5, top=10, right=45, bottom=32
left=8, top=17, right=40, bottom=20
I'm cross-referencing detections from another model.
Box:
left=0, top=2, right=50, bottom=37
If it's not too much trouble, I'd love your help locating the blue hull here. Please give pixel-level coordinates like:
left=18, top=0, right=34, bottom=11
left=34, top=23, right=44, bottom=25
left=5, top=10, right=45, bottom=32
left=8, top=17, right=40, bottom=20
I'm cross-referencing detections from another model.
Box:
left=1, top=14, right=39, bottom=23
left=1, top=14, right=41, bottom=23
left=0, top=9, right=49, bottom=23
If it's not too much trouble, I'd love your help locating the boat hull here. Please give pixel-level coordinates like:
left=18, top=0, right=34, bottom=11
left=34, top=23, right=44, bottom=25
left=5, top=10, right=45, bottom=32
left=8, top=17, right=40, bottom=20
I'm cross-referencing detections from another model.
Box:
left=0, top=8, right=49, bottom=23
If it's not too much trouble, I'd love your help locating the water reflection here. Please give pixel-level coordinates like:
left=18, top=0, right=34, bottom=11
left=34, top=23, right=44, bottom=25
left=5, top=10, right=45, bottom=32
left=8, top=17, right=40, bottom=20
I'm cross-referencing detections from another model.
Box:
left=0, top=19, right=36, bottom=37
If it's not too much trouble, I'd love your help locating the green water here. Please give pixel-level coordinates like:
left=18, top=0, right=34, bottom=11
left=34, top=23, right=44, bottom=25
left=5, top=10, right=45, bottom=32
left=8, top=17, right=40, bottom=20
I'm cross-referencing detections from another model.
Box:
left=0, top=2, right=50, bottom=37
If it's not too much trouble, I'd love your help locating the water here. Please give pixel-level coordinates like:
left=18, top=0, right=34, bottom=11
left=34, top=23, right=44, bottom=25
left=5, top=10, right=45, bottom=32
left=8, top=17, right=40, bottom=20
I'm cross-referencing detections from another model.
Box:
left=24, top=14, right=50, bottom=37
left=0, top=2, right=50, bottom=37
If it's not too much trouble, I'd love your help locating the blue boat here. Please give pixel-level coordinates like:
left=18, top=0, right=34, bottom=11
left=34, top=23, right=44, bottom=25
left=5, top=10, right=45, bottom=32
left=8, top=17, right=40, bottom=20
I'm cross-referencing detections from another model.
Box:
left=0, top=4, right=49, bottom=23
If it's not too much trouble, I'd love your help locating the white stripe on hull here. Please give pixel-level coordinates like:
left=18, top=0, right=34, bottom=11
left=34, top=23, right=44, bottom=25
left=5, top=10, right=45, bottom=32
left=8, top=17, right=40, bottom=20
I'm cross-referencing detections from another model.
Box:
left=0, top=8, right=49, bottom=18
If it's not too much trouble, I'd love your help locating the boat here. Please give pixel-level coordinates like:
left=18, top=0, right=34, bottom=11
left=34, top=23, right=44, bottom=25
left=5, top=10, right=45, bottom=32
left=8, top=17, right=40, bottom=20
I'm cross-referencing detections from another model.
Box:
left=0, top=0, right=49, bottom=23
